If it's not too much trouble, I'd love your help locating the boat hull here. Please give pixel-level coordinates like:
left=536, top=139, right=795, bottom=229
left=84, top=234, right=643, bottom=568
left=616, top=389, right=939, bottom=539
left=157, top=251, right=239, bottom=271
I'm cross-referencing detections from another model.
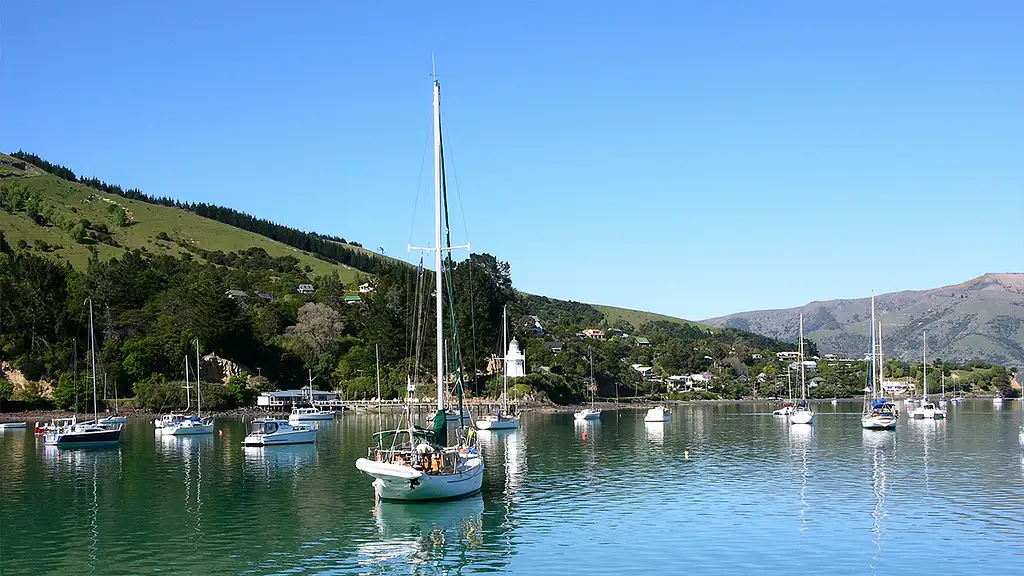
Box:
left=789, top=410, right=814, bottom=425
left=574, top=409, right=601, bottom=421
left=44, top=427, right=121, bottom=446
left=644, top=408, right=669, bottom=423
left=0, top=422, right=27, bottom=429
left=242, top=429, right=317, bottom=446
left=475, top=417, right=519, bottom=430
left=165, top=422, right=214, bottom=435
left=356, top=456, right=484, bottom=501
left=289, top=414, right=335, bottom=422
left=861, top=415, right=898, bottom=430
left=98, top=416, right=127, bottom=425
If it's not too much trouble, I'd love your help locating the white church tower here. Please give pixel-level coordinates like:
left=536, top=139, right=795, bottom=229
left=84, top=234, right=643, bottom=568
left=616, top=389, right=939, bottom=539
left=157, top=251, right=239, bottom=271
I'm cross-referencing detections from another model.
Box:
left=505, top=337, right=526, bottom=378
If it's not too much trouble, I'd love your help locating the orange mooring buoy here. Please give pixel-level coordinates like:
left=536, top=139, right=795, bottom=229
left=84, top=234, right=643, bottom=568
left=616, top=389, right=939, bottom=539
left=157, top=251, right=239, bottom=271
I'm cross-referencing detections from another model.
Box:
left=582, top=431, right=587, bottom=441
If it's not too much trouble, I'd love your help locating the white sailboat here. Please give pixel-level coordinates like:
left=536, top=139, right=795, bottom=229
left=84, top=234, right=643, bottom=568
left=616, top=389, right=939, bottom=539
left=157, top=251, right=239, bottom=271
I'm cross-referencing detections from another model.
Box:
left=354, top=70, right=483, bottom=501
left=644, top=406, right=669, bottom=423
left=773, top=366, right=795, bottom=416
left=862, top=295, right=898, bottom=430
left=910, top=332, right=945, bottom=420
left=476, top=306, right=520, bottom=431
left=574, top=348, right=601, bottom=421
left=164, top=340, right=214, bottom=435
left=44, top=298, right=122, bottom=446
left=789, top=314, right=815, bottom=425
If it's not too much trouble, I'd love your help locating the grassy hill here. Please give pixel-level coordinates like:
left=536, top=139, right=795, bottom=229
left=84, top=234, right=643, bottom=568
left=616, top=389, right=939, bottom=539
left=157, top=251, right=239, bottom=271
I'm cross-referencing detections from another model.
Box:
left=592, top=304, right=713, bottom=331
left=0, top=153, right=362, bottom=283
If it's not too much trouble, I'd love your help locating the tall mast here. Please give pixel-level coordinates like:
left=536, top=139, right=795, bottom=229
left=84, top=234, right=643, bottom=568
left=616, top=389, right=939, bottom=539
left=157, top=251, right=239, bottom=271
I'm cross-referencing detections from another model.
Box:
left=502, top=305, right=509, bottom=413
left=433, top=76, right=444, bottom=412
left=870, top=294, right=876, bottom=400
left=88, top=298, right=97, bottom=420
left=375, top=344, right=382, bottom=433
left=798, top=314, right=805, bottom=400
left=184, top=356, right=191, bottom=411
left=196, top=339, right=202, bottom=417
left=922, top=331, right=927, bottom=399
left=877, top=321, right=884, bottom=394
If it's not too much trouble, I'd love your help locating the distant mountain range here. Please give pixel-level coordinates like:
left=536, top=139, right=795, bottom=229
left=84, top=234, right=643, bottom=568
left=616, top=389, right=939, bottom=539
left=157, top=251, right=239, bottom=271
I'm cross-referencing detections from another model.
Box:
left=702, top=273, right=1024, bottom=366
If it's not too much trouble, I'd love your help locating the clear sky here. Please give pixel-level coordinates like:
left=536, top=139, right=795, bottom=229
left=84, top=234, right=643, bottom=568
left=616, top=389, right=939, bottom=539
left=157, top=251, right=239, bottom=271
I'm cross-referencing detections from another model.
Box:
left=2, top=1, right=1021, bottom=320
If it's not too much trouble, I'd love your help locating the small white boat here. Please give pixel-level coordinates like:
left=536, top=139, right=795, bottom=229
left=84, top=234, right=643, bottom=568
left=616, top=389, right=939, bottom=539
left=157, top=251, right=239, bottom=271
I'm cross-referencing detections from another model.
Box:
left=830, top=398, right=838, bottom=406
left=910, top=400, right=946, bottom=420
left=44, top=420, right=121, bottom=446
left=164, top=417, right=214, bottom=435
left=355, top=431, right=484, bottom=501
left=289, top=407, right=335, bottom=422
left=243, top=419, right=317, bottom=446
left=0, top=422, right=27, bottom=430
left=444, top=409, right=471, bottom=423
left=475, top=413, right=519, bottom=430
left=993, top=393, right=1004, bottom=405
left=790, top=403, right=815, bottom=425
left=154, top=413, right=191, bottom=429
left=98, top=415, right=127, bottom=426
left=644, top=406, right=669, bottom=423
left=950, top=396, right=965, bottom=406
left=475, top=306, right=521, bottom=432
left=574, top=408, right=601, bottom=421
left=1018, top=426, right=1024, bottom=450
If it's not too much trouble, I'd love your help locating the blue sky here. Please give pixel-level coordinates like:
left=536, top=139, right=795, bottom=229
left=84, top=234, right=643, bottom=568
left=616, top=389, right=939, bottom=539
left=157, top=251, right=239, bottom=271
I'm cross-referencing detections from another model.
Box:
left=2, top=1, right=1021, bottom=320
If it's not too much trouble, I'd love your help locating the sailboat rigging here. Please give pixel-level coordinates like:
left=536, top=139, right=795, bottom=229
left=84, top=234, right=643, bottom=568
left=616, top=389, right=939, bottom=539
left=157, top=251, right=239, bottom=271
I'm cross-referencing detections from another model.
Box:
left=354, top=70, right=484, bottom=501
left=862, top=295, right=898, bottom=430
left=476, top=306, right=520, bottom=430
left=574, top=348, right=601, bottom=421
left=789, top=314, right=815, bottom=425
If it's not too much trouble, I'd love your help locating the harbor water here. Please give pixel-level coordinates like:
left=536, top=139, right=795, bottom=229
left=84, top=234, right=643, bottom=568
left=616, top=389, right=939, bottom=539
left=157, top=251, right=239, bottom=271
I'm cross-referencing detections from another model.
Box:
left=1, top=400, right=1023, bottom=575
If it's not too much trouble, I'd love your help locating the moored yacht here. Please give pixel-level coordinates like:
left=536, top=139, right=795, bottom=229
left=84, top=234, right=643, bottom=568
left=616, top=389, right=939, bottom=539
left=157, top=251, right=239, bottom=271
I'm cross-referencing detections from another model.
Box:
left=0, top=421, right=27, bottom=430
left=644, top=406, right=669, bottom=423
left=862, top=295, right=898, bottom=430
left=289, top=407, right=335, bottom=422
left=163, top=340, right=215, bottom=436
left=574, top=348, right=601, bottom=421
left=243, top=419, right=317, bottom=446
left=789, top=314, right=814, bottom=426
left=475, top=306, right=520, bottom=431
left=908, top=333, right=946, bottom=420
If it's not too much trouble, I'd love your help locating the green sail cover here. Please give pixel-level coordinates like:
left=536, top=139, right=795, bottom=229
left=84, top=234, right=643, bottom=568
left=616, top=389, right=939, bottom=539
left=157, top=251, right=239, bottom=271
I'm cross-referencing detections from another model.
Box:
left=432, top=409, right=447, bottom=447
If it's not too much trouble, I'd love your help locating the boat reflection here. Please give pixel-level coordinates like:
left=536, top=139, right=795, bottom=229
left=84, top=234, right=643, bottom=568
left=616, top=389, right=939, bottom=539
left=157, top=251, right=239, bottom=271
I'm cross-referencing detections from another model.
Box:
left=644, top=421, right=665, bottom=445
left=242, top=444, right=317, bottom=473
left=789, top=423, right=812, bottom=537
left=476, top=428, right=526, bottom=493
left=359, top=495, right=485, bottom=568
left=157, top=430, right=215, bottom=455
left=863, top=428, right=895, bottom=571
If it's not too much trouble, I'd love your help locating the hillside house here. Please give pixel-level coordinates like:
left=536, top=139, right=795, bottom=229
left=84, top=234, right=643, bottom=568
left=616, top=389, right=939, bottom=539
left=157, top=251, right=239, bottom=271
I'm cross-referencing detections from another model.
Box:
left=225, top=290, right=248, bottom=300
left=359, top=282, right=375, bottom=293
left=881, top=378, right=915, bottom=396
left=808, top=377, right=825, bottom=388
left=545, top=341, right=564, bottom=354
left=583, top=329, right=606, bottom=340
left=344, top=295, right=362, bottom=305
left=777, top=351, right=800, bottom=361
left=630, top=364, right=655, bottom=379
left=256, top=292, right=275, bottom=303
left=789, top=360, right=818, bottom=373
left=297, top=284, right=315, bottom=295
left=635, top=337, right=651, bottom=347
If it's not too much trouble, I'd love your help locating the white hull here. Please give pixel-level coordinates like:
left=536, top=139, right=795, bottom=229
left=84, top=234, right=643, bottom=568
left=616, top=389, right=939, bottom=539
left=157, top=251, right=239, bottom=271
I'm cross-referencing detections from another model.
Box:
left=644, top=407, right=669, bottom=423
left=0, top=422, right=27, bottom=429
left=475, top=416, right=519, bottom=430
left=289, top=413, right=335, bottom=422
left=1018, top=427, right=1024, bottom=450
left=165, top=421, right=214, bottom=435
left=574, top=409, right=601, bottom=421
left=773, top=406, right=794, bottom=416
left=243, top=428, right=317, bottom=446
left=356, top=456, right=484, bottom=501
left=789, top=409, right=814, bottom=425
left=861, top=414, right=898, bottom=430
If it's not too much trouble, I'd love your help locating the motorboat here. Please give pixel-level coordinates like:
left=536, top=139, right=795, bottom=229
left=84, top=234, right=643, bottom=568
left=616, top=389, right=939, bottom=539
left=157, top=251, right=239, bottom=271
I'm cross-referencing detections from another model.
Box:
left=993, top=392, right=1004, bottom=405
left=44, top=419, right=121, bottom=446
left=475, top=306, right=521, bottom=432
left=243, top=418, right=317, bottom=446
left=0, top=422, right=27, bottom=430
left=476, top=412, right=520, bottom=430
left=574, top=408, right=601, bottom=421
left=910, top=400, right=946, bottom=420
left=950, top=396, right=965, bottom=406
left=289, top=407, right=335, bottom=422
left=773, top=402, right=794, bottom=416
left=155, top=413, right=191, bottom=429
left=163, top=417, right=214, bottom=436
left=644, top=406, right=669, bottom=423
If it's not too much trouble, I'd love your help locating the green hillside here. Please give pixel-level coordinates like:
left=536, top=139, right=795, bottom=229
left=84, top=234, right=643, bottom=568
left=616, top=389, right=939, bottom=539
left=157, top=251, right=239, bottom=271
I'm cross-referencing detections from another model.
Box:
left=0, top=153, right=361, bottom=283
left=593, top=304, right=712, bottom=331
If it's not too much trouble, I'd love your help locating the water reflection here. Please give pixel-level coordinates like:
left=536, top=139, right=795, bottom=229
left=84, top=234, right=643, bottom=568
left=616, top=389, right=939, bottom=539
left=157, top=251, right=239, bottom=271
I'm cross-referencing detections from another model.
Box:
left=644, top=421, right=665, bottom=445
left=476, top=428, right=526, bottom=493
left=863, top=429, right=895, bottom=572
left=359, top=496, right=485, bottom=569
left=789, top=424, right=813, bottom=539
left=242, top=444, right=317, bottom=473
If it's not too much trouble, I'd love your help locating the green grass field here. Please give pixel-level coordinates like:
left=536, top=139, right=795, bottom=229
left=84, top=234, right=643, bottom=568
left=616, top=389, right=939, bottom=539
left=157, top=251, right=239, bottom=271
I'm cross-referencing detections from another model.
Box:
left=1, top=154, right=362, bottom=283
left=593, top=303, right=713, bottom=331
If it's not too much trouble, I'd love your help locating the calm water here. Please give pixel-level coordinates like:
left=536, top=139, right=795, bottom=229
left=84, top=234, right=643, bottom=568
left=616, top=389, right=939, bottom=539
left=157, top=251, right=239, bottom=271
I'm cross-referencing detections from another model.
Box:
left=2, top=400, right=1023, bottom=575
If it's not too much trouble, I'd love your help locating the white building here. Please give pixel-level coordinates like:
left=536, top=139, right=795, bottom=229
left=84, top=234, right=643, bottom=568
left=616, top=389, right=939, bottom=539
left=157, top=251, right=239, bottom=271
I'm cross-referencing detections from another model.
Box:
left=257, top=389, right=337, bottom=408
left=505, top=338, right=526, bottom=378
left=777, top=351, right=800, bottom=361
